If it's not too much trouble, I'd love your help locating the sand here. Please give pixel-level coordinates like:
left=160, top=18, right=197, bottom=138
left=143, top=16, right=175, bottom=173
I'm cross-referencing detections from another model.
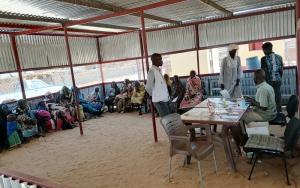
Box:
left=0, top=113, right=299, bottom=188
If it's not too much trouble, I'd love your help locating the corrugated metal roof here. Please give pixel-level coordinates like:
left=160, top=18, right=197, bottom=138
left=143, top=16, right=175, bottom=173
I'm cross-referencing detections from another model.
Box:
left=214, top=0, right=295, bottom=13
left=0, top=0, right=296, bottom=30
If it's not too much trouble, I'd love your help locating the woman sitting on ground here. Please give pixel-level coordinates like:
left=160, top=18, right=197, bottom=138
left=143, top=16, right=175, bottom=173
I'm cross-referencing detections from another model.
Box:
left=131, top=81, right=146, bottom=115
left=91, top=87, right=102, bottom=102
left=115, top=79, right=133, bottom=113
left=180, top=70, right=203, bottom=109
left=171, top=75, right=185, bottom=112
left=105, top=82, right=120, bottom=113
left=16, top=99, right=38, bottom=139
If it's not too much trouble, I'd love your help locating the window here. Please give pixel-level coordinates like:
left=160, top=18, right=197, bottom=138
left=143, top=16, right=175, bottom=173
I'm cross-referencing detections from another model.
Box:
left=102, top=60, right=144, bottom=82
left=22, top=68, right=72, bottom=98
left=0, top=73, right=22, bottom=103
left=163, top=51, right=198, bottom=77
left=73, top=64, right=102, bottom=87
left=209, top=38, right=296, bottom=74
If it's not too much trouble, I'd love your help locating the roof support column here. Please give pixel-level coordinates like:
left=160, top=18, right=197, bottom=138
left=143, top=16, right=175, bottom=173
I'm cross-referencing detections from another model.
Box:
left=297, top=0, right=300, bottom=113
left=63, top=27, right=84, bottom=136
left=195, top=24, right=200, bottom=75
left=96, top=38, right=106, bottom=97
left=139, top=31, right=146, bottom=82
left=10, top=35, right=26, bottom=100
left=141, top=11, right=158, bottom=142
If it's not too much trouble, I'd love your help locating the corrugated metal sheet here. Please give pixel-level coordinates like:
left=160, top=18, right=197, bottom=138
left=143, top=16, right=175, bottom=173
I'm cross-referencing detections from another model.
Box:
left=214, top=0, right=295, bottom=13
left=69, top=37, right=98, bottom=65
left=198, top=9, right=295, bottom=47
left=146, top=0, right=220, bottom=22
left=0, top=175, right=37, bottom=188
left=16, top=35, right=68, bottom=69
left=99, top=31, right=141, bottom=62
left=0, top=34, right=17, bottom=72
left=147, top=25, right=196, bottom=54
left=0, top=0, right=109, bottom=20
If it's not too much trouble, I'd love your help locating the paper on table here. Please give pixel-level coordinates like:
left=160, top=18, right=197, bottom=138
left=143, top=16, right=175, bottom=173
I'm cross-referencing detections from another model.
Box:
left=220, top=115, right=240, bottom=119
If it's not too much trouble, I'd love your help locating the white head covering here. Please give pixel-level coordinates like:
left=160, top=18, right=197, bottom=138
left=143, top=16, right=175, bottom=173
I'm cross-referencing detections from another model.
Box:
left=228, top=44, right=239, bottom=52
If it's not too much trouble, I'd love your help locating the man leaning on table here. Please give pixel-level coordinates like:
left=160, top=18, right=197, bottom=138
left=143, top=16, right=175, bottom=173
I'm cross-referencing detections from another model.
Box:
left=242, top=69, right=277, bottom=124
left=232, top=69, right=277, bottom=148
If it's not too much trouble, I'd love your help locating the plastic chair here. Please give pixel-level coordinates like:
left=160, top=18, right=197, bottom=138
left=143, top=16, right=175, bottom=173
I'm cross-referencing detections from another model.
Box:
left=160, top=113, right=217, bottom=188
left=244, top=95, right=300, bottom=185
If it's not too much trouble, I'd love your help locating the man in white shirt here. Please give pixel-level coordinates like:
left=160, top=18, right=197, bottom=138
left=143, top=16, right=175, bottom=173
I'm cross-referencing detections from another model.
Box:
left=145, top=53, right=171, bottom=117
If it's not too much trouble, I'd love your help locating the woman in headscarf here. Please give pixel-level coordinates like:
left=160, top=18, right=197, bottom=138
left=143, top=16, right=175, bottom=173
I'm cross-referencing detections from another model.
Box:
left=115, top=79, right=133, bottom=113
left=219, top=44, right=243, bottom=98
left=57, top=86, right=72, bottom=105
left=105, top=82, right=120, bottom=113
left=16, top=99, right=38, bottom=139
left=164, top=74, right=172, bottom=95
left=131, top=81, right=146, bottom=115
left=180, top=70, right=203, bottom=109
left=171, top=75, right=185, bottom=111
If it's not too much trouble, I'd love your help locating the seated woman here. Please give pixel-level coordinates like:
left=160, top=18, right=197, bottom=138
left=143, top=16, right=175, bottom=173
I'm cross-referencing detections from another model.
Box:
left=180, top=70, right=203, bottom=109
left=131, top=81, right=146, bottom=115
left=115, top=79, right=133, bottom=113
left=16, top=99, right=38, bottom=139
left=57, top=86, right=77, bottom=121
left=164, top=74, right=172, bottom=95
left=44, top=91, right=75, bottom=130
left=105, top=82, right=120, bottom=113
left=171, top=75, right=185, bottom=112
left=90, top=87, right=102, bottom=102
left=73, top=87, right=103, bottom=116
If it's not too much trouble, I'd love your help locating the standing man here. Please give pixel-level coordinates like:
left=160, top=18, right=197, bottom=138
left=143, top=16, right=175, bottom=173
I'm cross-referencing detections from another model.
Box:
left=145, top=53, right=171, bottom=117
left=219, top=44, right=243, bottom=98
left=261, top=42, right=283, bottom=112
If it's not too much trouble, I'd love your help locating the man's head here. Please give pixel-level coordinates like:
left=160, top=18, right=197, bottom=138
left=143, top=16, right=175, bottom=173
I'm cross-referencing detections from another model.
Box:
left=95, top=87, right=100, bottom=93
left=228, top=44, right=239, bottom=58
left=151, top=53, right=163, bottom=67
left=262, top=42, right=273, bottom=55
left=190, top=70, right=196, bottom=78
left=254, top=69, right=266, bottom=85
left=124, top=79, right=130, bottom=85
left=111, top=81, right=116, bottom=88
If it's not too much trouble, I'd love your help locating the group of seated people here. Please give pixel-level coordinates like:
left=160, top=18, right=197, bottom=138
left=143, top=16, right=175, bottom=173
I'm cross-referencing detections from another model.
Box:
left=105, top=79, right=146, bottom=115
left=164, top=70, right=204, bottom=113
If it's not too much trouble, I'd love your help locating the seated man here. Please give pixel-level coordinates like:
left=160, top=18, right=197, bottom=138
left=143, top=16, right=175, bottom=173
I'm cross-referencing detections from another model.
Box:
left=242, top=69, right=277, bottom=124
left=232, top=69, right=277, bottom=148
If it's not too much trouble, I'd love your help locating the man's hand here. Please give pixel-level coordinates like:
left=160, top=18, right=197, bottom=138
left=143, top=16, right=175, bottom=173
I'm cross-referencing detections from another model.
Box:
left=220, top=84, right=225, bottom=90
left=235, top=79, right=240, bottom=86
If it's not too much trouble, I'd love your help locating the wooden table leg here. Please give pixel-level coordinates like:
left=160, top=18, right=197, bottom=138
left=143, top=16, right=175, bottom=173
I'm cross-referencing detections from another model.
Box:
left=222, top=125, right=237, bottom=171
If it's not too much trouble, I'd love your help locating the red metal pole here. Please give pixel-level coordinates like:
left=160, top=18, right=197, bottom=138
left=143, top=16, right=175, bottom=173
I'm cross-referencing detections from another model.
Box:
left=10, top=35, right=26, bottom=99
left=63, top=27, right=84, bottom=136
left=139, top=31, right=146, bottom=82
left=195, top=24, right=200, bottom=75
left=96, top=38, right=106, bottom=96
left=296, top=0, right=300, bottom=113
left=141, top=11, right=158, bottom=142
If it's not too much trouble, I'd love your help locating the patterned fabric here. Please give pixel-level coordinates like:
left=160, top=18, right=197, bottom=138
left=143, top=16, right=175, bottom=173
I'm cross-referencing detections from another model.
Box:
left=261, top=53, right=283, bottom=82
left=245, top=134, right=285, bottom=153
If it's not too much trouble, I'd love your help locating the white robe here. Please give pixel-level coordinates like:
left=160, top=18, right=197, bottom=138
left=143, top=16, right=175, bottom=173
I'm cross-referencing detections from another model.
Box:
left=219, top=56, right=243, bottom=98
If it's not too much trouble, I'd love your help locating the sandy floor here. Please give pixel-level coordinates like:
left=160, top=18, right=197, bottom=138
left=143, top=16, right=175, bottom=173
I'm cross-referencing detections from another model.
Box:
left=0, top=113, right=299, bottom=188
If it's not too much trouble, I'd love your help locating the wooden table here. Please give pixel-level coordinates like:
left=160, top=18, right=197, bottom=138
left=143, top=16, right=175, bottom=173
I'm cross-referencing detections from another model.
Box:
left=181, top=98, right=248, bottom=171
